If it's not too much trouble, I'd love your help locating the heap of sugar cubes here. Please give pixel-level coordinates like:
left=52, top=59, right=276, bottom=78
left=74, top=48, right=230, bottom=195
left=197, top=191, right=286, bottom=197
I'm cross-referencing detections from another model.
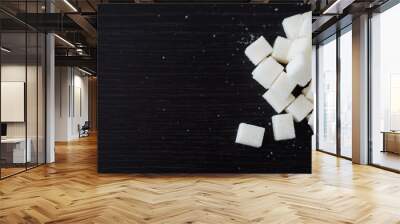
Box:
left=235, top=12, right=314, bottom=148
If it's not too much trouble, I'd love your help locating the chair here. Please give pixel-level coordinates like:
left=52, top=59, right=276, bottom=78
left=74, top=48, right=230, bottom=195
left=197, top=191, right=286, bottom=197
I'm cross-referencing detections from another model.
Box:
left=79, top=121, right=90, bottom=138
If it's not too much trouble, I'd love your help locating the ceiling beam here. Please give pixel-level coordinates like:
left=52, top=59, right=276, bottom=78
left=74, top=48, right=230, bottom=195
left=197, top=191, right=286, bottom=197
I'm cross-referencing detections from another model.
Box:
left=52, top=0, right=97, bottom=46
left=55, top=55, right=96, bottom=69
left=322, top=0, right=355, bottom=14
left=67, top=13, right=97, bottom=46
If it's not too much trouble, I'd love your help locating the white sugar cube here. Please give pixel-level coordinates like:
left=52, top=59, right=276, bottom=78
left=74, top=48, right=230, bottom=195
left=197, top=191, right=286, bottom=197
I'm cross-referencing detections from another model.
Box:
left=252, top=57, right=283, bottom=89
left=235, top=123, right=265, bottom=148
left=282, top=13, right=304, bottom=39
left=245, top=36, right=273, bottom=65
left=298, top=11, right=312, bottom=38
left=269, top=72, right=297, bottom=99
left=263, top=90, right=295, bottom=113
left=272, top=36, right=292, bottom=64
left=285, top=94, right=313, bottom=122
left=286, top=54, right=311, bottom=87
left=272, top=114, right=296, bottom=141
left=287, top=37, right=312, bottom=61
left=302, top=83, right=314, bottom=102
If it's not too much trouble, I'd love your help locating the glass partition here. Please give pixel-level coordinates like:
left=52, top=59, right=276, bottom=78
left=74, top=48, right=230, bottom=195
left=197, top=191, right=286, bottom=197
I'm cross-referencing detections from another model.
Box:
left=370, top=4, right=400, bottom=171
left=317, top=36, right=337, bottom=155
left=339, top=28, right=352, bottom=158
left=27, top=30, right=38, bottom=169
left=0, top=30, right=27, bottom=177
left=0, top=2, right=46, bottom=179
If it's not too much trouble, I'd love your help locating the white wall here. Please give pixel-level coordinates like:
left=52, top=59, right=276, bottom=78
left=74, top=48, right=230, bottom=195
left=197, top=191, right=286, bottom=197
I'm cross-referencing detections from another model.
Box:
left=55, top=67, right=70, bottom=141
left=55, top=67, right=89, bottom=141
left=1, top=65, right=27, bottom=140
left=1, top=65, right=40, bottom=137
left=72, top=73, right=89, bottom=138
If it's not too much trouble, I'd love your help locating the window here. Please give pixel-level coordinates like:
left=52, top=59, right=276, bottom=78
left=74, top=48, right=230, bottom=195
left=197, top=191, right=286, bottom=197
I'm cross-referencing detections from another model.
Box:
left=317, top=36, right=337, bottom=154
left=316, top=25, right=353, bottom=159
left=370, top=3, right=400, bottom=171
left=339, top=28, right=352, bottom=158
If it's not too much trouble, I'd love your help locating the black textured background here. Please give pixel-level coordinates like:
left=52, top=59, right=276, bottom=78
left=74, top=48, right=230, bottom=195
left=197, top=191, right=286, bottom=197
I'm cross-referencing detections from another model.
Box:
left=98, top=3, right=312, bottom=173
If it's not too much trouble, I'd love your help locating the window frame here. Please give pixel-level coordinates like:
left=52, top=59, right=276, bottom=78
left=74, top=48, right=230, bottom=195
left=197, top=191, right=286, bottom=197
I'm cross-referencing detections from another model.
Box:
left=315, top=24, right=353, bottom=160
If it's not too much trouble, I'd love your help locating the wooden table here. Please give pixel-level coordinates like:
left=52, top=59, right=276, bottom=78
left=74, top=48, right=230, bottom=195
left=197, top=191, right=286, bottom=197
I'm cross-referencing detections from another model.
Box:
left=381, top=131, right=400, bottom=154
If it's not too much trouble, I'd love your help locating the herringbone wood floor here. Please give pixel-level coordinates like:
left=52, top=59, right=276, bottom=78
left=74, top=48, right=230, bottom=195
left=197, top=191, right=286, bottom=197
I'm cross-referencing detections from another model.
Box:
left=1, top=135, right=400, bottom=224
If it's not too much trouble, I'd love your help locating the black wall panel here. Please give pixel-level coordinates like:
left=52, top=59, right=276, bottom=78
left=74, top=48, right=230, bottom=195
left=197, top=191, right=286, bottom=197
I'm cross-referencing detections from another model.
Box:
left=98, top=3, right=312, bottom=173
